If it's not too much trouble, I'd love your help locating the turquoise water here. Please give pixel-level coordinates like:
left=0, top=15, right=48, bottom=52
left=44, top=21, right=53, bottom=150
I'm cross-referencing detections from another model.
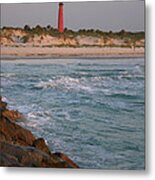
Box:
left=1, top=58, right=145, bottom=169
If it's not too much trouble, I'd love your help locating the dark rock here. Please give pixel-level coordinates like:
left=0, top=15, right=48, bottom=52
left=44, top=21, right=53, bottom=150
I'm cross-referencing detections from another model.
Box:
left=33, top=138, right=51, bottom=155
left=54, top=152, right=79, bottom=168
left=2, top=109, right=23, bottom=121
left=0, top=141, right=72, bottom=167
left=0, top=117, right=35, bottom=146
left=0, top=96, right=23, bottom=121
left=0, top=97, right=7, bottom=110
left=0, top=151, right=23, bottom=167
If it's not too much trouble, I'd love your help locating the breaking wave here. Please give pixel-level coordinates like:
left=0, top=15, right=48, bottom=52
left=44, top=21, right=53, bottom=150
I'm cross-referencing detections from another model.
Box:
left=34, top=76, right=94, bottom=92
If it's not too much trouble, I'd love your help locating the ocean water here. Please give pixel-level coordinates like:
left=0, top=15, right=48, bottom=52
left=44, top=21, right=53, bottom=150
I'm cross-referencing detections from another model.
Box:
left=1, top=58, right=145, bottom=169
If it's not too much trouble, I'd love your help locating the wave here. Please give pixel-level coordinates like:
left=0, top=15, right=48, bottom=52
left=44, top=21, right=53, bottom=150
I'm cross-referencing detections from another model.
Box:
left=35, top=77, right=78, bottom=87
left=34, top=76, right=94, bottom=93
left=1, top=96, right=8, bottom=102
left=34, top=74, right=143, bottom=93
left=106, top=92, right=140, bottom=100
left=0, top=73, right=16, bottom=78
left=27, top=110, right=51, bottom=119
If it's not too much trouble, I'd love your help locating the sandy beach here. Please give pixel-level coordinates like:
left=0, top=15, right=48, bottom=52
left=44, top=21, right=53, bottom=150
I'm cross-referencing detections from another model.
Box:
left=1, top=46, right=144, bottom=58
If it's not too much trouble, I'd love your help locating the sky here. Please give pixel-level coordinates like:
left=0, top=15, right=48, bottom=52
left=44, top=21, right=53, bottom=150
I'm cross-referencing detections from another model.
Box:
left=1, top=0, right=145, bottom=32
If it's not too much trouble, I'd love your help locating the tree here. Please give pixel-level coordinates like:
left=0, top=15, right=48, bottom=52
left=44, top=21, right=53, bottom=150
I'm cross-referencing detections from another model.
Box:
left=46, top=25, right=51, bottom=30
left=120, top=29, right=125, bottom=34
left=64, top=27, right=68, bottom=32
left=24, top=25, right=31, bottom=32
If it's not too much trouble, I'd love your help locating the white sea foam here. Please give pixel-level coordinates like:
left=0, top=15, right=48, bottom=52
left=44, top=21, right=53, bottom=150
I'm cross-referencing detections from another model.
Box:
left=27, top=112, right=37, bottom=119
left=34, top=76, right=94, bottom=93
left=91, top=76, right=111, bottom=82
left=28, top=110, right=51, bottom=119
left=1, top=96, right=7, bottom=101
left=0, top=73, right=16, bottom=78
left=118, top=73, right=143, bottom=80
left=35, top=77, right=79, bottom=88
left=26, top=122, right=38, bottom=128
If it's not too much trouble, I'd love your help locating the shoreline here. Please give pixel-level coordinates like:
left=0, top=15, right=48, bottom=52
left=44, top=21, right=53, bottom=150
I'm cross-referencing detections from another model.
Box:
left=1, top=46, right=144, bottom=59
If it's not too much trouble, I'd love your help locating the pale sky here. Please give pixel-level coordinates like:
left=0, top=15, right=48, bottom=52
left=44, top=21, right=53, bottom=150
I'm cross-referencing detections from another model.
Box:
left=1, top=1, right=145, bottom=31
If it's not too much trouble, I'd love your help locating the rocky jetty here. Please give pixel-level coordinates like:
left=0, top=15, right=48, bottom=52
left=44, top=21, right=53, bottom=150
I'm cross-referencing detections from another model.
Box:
left=0, top=97, right=79, bottom=168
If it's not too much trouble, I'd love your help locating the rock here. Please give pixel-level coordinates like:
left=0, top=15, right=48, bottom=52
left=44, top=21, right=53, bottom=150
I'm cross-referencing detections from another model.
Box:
left=0, top=96, right=7, bottom=110
left=2, top=109, right=23, bottom=121
left=0, top=151, right=23, bottom=167
left=33, top=138, right=51, bottom=155
left=0, top=97, right=79, bottom=168
left=0, top=141, right=72, bottom=168
left=0, top=96, right=23, bottom=121
left=0, top=117, right=36, bottom=146
left=54, top=152, right=79, bottom=168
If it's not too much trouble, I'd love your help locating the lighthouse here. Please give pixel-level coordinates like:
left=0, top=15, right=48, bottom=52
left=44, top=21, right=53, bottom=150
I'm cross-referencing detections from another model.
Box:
left=58, top=2, right=64, bottom=33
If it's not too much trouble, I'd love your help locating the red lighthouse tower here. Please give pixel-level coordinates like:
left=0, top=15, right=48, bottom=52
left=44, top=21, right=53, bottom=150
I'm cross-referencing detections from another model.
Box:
left=58, top=2, right=64, bottom=33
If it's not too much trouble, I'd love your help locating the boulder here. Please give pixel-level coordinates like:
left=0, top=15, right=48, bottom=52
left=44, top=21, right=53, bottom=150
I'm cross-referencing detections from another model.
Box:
left=0, top=151, right=23, bottom=167
left=54, top=152, right=79, bottom=168
left=0, top=97, right=7, bottom=110
left=0, top=141, right=72, bottom=168
left=0, top=117, right=35, bottom=146
left=2, top=109, right=23, bottom=121
left=33, top=138, right=51, bottom=155
left=0, top=96, right=23, bottom=121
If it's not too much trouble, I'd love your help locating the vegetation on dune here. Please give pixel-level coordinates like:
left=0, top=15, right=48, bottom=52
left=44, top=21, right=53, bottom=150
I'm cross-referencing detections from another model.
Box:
left=0, top=26, right=145, bottom=48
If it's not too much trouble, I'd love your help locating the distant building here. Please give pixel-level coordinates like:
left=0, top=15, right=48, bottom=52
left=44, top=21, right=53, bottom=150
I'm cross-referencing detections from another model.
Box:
left=58, top=2, right=64, bottom=33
